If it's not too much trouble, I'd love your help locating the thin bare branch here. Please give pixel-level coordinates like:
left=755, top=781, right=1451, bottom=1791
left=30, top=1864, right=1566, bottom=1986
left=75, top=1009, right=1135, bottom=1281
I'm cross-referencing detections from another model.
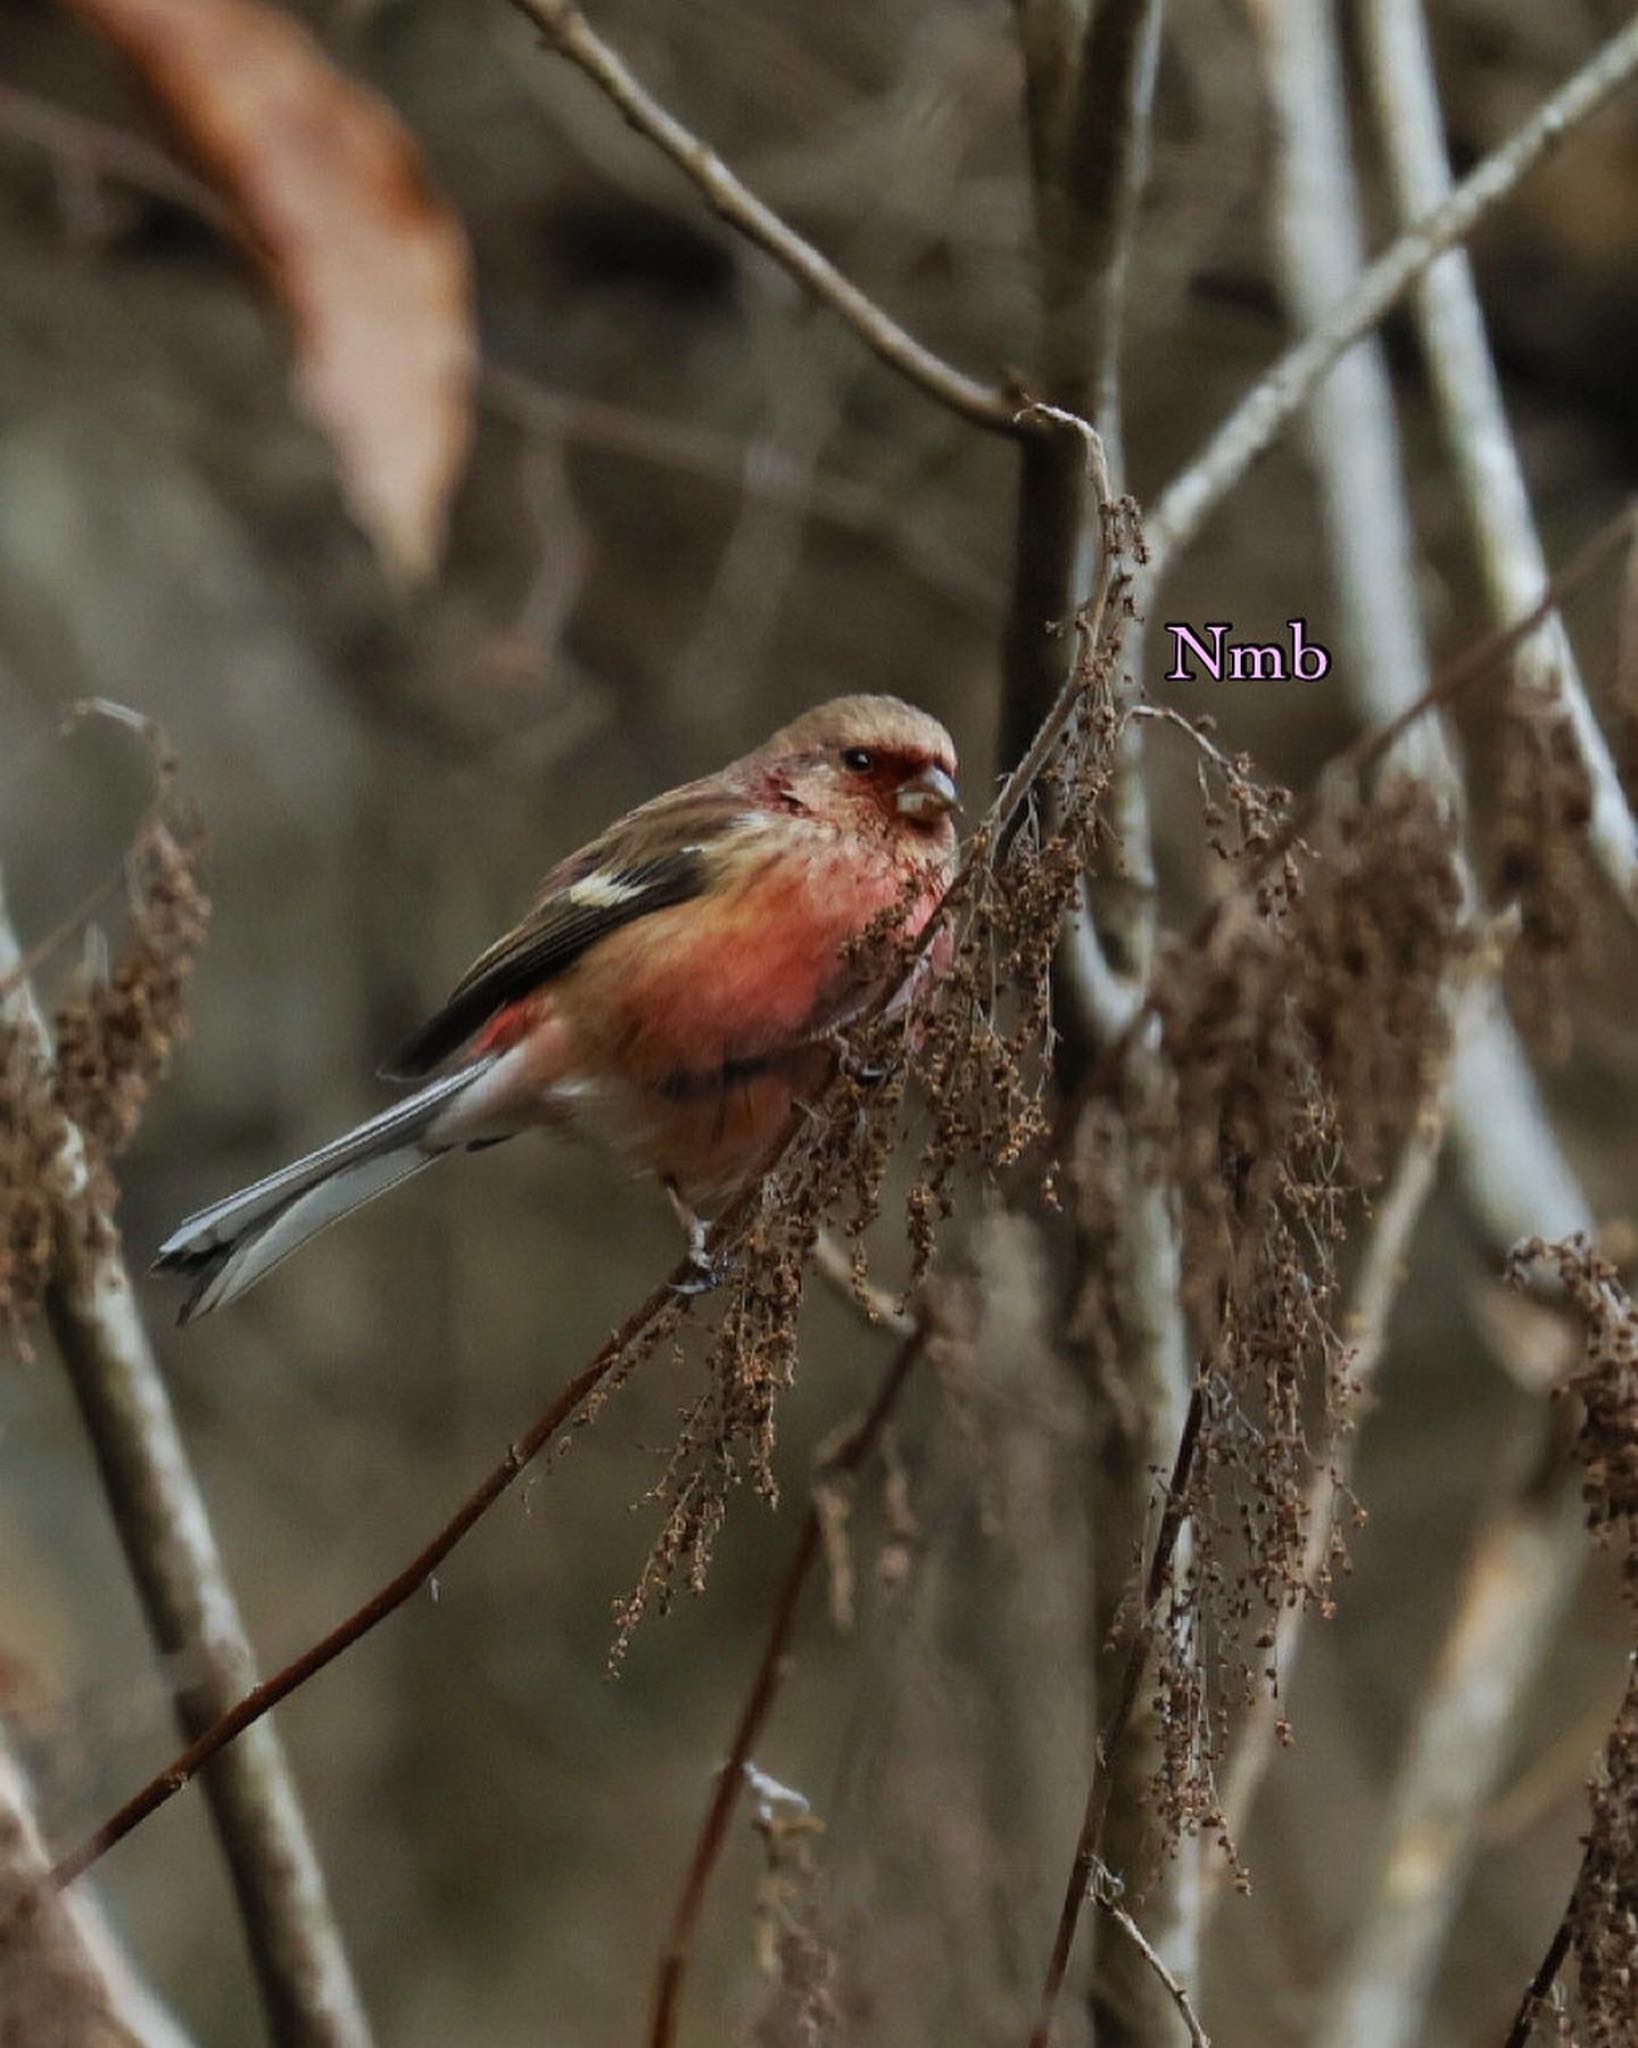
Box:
left=1147, top=12, right=1638, bottom=574
left=481, top=363, right=1004, bottom=621
left=812, top=1228, right=917, bottom=1339
left=500, top=0, right=1017, bottom=432
left=1092, top=1872, right=1214, bottom=2048
left=1503, top=1914, right=1575, bottom=2048
left=1361, top=0, right=1638, bottom=923
left=649, top=1321, right=929, bottom=2048
left=0, top=873, right=373, bottom=2048
left=0, top=76, right=227, bottom=230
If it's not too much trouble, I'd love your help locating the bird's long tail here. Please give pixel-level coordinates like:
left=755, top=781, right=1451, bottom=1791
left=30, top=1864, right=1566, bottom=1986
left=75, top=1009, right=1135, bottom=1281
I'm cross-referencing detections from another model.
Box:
left=153, top=1060, right=497, bottom=1324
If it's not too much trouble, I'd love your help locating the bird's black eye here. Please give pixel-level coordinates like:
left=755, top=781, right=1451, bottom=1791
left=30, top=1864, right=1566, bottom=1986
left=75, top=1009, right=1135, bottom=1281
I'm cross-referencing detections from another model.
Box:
left=841, top=747, right=875, bottom=773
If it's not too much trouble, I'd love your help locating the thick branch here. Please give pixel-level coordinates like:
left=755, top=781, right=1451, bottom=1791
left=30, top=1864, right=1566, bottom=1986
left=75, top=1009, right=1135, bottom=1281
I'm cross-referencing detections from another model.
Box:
left=1002, top=0, right=1160, bottom=775
left=0, top=877, right=372, bottom=2048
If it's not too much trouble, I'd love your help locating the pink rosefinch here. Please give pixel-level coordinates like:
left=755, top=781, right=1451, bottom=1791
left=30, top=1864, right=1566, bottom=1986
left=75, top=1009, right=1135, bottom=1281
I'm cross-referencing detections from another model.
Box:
left=155, top=694, right=959, bottom=1321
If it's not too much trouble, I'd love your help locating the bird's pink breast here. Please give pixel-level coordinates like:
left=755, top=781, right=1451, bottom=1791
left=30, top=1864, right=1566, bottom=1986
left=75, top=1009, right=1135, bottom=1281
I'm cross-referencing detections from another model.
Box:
left=565, top=841, right=927, bottom=1074
left=459, top=830, right=950, bottom=1199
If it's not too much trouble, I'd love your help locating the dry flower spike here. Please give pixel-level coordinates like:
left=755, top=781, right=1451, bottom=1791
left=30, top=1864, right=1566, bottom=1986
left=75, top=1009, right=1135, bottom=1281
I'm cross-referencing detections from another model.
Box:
left=1503, top=1237, right=1638, bottom=2045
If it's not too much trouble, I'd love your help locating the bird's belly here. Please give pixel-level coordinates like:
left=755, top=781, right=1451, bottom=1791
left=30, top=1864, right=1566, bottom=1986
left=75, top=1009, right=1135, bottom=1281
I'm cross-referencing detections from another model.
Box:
left=546, top=1047, right=830, bottom=1206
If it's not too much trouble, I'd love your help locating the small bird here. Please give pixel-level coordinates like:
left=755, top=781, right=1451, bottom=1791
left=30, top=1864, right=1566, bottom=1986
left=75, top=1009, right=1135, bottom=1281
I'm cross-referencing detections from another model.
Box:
left=155, top=695, right=960, bottom=1322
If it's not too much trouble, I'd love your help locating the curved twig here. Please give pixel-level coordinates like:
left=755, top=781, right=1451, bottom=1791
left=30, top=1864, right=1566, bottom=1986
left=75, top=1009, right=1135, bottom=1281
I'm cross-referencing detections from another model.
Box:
left=503, top=0, right=1019, bottom=433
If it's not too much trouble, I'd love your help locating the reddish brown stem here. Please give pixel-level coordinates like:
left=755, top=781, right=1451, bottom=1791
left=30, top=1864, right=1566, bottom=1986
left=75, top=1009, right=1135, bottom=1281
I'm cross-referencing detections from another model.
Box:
left=1500, top=1902, right=1576, bottom=2048
left=1027, top=1373, right=1205, bottom=2048
left=39, top=1269, right=687, bottom=1903
left=649, top=1321, right=928, bottom=2048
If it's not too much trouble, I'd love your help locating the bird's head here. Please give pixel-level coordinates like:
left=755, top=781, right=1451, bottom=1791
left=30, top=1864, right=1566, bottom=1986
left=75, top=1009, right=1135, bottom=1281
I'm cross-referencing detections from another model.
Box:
left=755, top=695, right=961, bottom=856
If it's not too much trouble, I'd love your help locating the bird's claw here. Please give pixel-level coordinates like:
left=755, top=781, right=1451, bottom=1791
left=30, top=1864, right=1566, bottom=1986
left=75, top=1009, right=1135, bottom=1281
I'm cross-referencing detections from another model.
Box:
left=671, top=1246, right=735, bottom=1296
left=824, top=1028, right=893, bottom=1086
left=663, top=1178, right=736, bottom=1294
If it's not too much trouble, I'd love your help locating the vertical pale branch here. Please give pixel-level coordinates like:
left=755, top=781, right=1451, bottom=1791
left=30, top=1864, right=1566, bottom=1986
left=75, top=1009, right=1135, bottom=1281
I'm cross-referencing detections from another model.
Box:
left=1244, top=0, right=1592, bottom=1258
left=1245, top=13, right=1601, bottom=2041
left=0, top=1732, right=197, bottom=2048
left=0, top=875, right=373, bottom=2048
left=1360, top=0, right=1638, bottom=918
left=1147, top=11, right=1638, bottom=578
left=1313, top=1436, right=1587, bottom=2048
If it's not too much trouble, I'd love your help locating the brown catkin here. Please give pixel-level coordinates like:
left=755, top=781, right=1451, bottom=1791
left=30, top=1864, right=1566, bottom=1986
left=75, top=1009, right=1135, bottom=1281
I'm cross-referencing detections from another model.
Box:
left=1507, top=1236, right=1638, bottom=2041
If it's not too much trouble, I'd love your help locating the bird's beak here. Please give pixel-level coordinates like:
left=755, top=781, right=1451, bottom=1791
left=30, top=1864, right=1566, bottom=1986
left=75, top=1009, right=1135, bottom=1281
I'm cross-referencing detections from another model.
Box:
left=896, top=763, right=960, bottom=820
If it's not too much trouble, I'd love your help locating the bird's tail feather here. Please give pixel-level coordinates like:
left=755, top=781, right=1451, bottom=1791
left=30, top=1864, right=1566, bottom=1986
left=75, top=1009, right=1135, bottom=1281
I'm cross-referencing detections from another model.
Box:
left=153, top=1061, right=494, bottom=1323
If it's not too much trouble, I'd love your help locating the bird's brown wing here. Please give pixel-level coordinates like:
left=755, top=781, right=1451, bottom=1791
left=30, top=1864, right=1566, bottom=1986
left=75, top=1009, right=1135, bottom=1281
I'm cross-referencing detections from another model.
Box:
left=383, top=779, right=769, bottom=1079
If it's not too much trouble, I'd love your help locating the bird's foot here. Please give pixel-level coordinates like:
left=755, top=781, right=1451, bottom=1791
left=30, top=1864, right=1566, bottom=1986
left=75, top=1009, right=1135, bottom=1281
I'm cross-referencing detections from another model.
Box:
left=664, top=1180, right=735, bottom=1295
left=824, top=1028, right=894, bottom=1087
left=671, top=1248, right=734, bottom=1297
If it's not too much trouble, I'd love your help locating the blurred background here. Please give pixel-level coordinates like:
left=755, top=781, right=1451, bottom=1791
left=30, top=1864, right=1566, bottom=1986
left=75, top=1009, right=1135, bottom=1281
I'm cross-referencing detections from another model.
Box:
left=0, top=0, right=1635, bottom=2043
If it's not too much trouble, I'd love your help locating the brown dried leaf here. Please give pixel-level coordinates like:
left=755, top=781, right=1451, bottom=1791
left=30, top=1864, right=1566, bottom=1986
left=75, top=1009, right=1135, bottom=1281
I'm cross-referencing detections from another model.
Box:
left=68, top=0, right=475, bottom=581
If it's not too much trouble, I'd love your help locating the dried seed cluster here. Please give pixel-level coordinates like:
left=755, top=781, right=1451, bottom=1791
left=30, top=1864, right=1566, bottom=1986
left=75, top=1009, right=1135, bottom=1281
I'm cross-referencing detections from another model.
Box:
left=1571, top=1661, right=1638, bottom=2048
left=53, top=821, right=209, bottom=1170
left=1492, top=682, right=1597, bottom=1062
left=1, top=743, right=207, bottom=1360
left=1507, top=1235, right=1638, bottom=2044
left=1511, top=1236, right=1638, bottom=1599
left=1076, top=766, right=1470, bottom=1859
left=748, top=1796, right=837, bottom=2048
left=0, top=1024, right=69, bottom=1359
